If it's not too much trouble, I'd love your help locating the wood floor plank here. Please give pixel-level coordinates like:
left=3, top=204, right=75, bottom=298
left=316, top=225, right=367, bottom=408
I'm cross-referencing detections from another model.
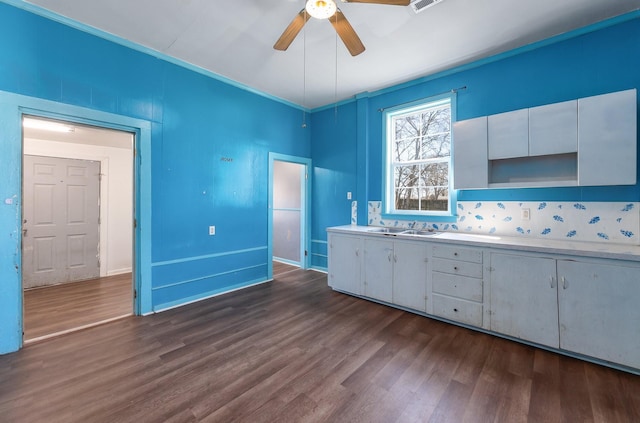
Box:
left=23, top=273, right=133, bottom=340
left=2, top=268, right=640, bottom=422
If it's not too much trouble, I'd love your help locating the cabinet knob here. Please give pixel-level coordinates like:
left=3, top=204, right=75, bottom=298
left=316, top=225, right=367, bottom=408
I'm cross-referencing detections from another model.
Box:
left=550, top=276, right=556, bottom=288
left=453, top=308, right=459, bottom=313
left=454, top=252, right=458, bottom=256
left=562, top=276, right=568, bottom=290
left=453, top=266, right=458, bottom=271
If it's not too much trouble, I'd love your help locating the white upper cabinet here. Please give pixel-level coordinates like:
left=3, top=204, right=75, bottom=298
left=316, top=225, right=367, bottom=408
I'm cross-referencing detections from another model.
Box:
left=488, top=109, right=529, bottom=160
left=578, top=89, right=637, bottom=186
left=453, top=116, right=488, bottom=189
left=529, top=100, right=578, bottom=156
left=453, top=89, right=636, bottom=188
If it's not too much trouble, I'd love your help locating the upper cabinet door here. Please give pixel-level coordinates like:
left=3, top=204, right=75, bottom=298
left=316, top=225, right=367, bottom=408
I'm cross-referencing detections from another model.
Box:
left=453, top=116, right=488, bottom=189
left=488, top=109, right=529, bottom=160
left=529, top=100, right=577, bottom=156
left=578, top=89, right=637, bottom=186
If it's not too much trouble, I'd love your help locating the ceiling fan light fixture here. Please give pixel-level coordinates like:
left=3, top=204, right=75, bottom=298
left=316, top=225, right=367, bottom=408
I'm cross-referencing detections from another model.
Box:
left=305, top=0, right=337, bottom=19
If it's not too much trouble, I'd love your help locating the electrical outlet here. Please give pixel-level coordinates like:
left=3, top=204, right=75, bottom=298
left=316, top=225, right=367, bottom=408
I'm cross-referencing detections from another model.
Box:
left=521, top=208, right=530, bottom=220
left=209, top=225, right=216, bottom=235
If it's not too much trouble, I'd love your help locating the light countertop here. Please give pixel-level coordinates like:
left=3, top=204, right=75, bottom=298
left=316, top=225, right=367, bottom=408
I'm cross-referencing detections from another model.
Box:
left=327, top=225, right=640, bottom=262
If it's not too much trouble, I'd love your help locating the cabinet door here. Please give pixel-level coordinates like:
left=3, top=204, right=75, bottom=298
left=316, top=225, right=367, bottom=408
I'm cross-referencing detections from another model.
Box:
left=490, top=253, right=559, bottom=348
left=578, top=89, right=637, bottom=186
left=529, top=100, right=577, bottom=156
left=328, top=234, right=362, bottom=295
left=488, top=109, right=529, bottom=160
left=363, top=238, right=393, bottom=302
left=453, top=117, right=488, bottom=189
left=393, top=240, right=428, bottom=312
left=557, top=260, right=640, bottom=369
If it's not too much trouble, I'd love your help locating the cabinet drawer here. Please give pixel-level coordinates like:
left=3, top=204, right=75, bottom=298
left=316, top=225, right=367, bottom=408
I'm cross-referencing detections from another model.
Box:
left=432, top=272, right=482, bottom=302
left=432, top=294, right=483, bottom=327
left=432, top=245, right=482, bottom=263
left=432, top=258, right=483, bottom=279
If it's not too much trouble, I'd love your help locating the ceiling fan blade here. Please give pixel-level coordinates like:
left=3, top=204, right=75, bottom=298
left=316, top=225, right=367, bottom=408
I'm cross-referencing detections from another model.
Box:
left=330, top=10, right=366, bottom=56
left=274, top=9, right=311, bottom=51
left=341, top=0, right=410, bottom=5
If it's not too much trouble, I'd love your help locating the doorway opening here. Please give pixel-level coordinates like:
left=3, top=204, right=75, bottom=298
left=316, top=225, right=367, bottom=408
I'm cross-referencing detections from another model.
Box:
left=268, top=153, right=311, bottom=280
left=22, top=116, right=135, bottom=342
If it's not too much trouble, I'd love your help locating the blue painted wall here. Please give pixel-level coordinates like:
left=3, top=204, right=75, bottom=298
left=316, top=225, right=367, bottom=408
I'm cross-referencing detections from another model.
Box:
left=310, top=14, right=640, bottom=249
left=0, top=3, right=309, bottom=352
left=310, top=103, right=358, bottom=269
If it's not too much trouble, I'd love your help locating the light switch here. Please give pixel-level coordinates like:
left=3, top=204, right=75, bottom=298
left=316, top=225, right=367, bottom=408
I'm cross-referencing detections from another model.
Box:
left=347, top=192, right=352, bottom=200
left=521, top=208, right=530, bottom=220
left=209, top=226, right=216, bottom=235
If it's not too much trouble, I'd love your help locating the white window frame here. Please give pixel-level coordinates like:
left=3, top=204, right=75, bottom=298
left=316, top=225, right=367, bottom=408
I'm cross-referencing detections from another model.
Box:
left=383, top=93, right=456, bottom=219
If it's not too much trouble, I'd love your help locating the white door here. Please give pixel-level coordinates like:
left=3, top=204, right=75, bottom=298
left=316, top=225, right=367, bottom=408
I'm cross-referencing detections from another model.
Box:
left=272, top=160, right=304, bottom=266
left=489, top=252, right=559, bottom=348
left=23, top=155, right=100, bottom=288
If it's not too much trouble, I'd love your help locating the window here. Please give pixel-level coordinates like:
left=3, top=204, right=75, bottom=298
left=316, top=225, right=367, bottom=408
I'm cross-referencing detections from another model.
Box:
left=385, top=95, right=454, bottom=217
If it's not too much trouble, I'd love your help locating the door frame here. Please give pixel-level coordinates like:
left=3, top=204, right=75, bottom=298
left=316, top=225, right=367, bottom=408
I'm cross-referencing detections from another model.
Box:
left=0, top=90, right=152, bottom=354
left=267, top=153, right=312, bottom=279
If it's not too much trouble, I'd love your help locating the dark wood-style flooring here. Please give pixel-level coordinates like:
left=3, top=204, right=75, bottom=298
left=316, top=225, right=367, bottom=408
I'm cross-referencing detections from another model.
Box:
left=3, top=267, right=639, bottom=422
left=23, top=273, right=133, bottom=341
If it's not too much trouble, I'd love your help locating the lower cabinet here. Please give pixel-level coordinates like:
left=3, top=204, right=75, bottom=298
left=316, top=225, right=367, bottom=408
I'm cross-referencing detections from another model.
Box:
left=489, top=252, right=559, bottom=347
left=392, top=240, right=428, bottom=312
left=328, top=229, right=640, bottom=372
left=432, top=245, right=487, bottom=328
left=363, top=238, right=429, bottom=309
left=557, top=260, right=640, bottom=370
left=363, top=237, right=394, bottom=302
left=328, top=233, right=362, bottom=295
left=490, top=252, right=640, bottom=370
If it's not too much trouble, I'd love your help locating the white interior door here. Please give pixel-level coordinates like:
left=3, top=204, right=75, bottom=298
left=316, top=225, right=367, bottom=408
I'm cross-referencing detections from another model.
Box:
left=272, top=160, right=304, bottom=266
left=23, top=155, right=101, bottom=288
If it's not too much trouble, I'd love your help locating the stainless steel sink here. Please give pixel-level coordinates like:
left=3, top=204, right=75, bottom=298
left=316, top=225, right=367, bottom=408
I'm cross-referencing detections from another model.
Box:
left=366, top=227, right=406, bottom=234
left=366, top=227, right=439, bottom=237
left=400, top=229, right=439, bottom=236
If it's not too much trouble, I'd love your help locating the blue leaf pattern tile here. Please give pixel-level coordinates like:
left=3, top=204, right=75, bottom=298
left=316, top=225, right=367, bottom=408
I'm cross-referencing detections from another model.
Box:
left=574, top=203, right=586, bottom=210
left=566, top=230, right=577, bottom=238
left=433, top=224, right=439, bottom=230
left=475, top=202, right=482, bottom=209
left=621, top=230, right=634, bottom=238
left=541, top=228, right=551, bottom=235
left=503, top=216, right=512, bottom=222
left=553, top=215, right=564, bottom=222
left=617, top=218, right=623, bottom=223
left=589, top=217, right=600, bottom=224
left=497, top=202, right=505, bottom=209
left=538, top=202, right=547, bottom=210
left=451, top=224, right=458, bottom=230
left=475, top=215, right=483, bottom=220
left=621, top=204, right=634, bottom=212
left=460, top=216, right=466, bottom=222
left=489, top=227, right=496, bottom=234
left=458, top=204, right=464, bottom=210
left=516, top=227, right=525, bottom=234
left=597, top=233, right=609, bottom=240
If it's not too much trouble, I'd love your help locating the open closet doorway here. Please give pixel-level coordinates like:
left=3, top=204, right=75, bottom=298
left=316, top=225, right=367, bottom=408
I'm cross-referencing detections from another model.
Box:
left=22, top=116, right=135, bottom=342
left=269, top=153, right=311, bottom=279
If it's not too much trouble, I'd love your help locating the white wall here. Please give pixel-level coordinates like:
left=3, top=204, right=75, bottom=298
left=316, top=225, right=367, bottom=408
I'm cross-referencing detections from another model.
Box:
left=24, top=133, right=133, bottom=276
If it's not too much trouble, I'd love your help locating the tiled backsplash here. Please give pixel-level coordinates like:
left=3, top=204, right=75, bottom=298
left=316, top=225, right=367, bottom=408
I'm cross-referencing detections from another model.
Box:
left=368, top=201, right=640, bottom=245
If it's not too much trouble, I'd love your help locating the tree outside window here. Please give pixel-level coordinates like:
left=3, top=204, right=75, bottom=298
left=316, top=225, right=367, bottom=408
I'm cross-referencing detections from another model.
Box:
left=386, top=98, right=452, bottom=215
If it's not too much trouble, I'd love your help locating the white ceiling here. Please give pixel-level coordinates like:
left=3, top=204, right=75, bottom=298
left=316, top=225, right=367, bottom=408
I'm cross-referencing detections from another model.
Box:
left=20, top=0, right=640, bottom=109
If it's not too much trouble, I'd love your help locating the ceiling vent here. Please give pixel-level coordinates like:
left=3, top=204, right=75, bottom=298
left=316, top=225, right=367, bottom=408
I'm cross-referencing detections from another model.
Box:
left=410, top=0, right=444, bottom=14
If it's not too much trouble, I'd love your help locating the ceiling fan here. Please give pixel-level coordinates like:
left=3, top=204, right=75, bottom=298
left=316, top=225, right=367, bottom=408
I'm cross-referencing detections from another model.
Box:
left=274, top=0, right=410, bottom=56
